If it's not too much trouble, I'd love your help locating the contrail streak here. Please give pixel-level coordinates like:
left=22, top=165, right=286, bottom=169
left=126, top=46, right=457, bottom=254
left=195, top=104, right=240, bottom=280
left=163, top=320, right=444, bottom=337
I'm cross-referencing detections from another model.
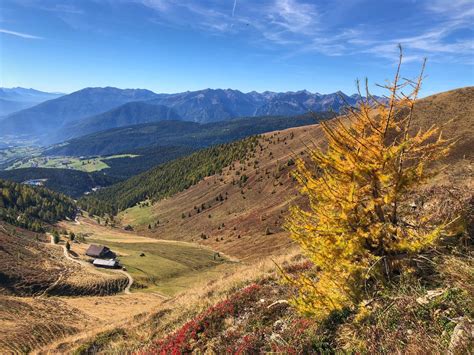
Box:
left=232, top=0, right=238, bottom=17
left=0, top=28, right=43, bottom=39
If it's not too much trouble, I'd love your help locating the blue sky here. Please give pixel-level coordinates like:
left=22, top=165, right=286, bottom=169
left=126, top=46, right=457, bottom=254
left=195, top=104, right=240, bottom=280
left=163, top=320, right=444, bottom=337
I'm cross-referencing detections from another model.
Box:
left=0, top=0, right=473, bottom=96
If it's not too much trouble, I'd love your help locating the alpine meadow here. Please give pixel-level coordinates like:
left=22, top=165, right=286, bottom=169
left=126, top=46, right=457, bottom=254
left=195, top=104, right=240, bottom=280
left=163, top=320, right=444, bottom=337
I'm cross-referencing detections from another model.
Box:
left=0, top=0, right=473, bottom=353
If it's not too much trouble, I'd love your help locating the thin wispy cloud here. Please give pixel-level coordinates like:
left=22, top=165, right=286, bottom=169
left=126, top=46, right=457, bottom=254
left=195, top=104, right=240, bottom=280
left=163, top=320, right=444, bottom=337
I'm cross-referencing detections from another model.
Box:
left=360, top=1, right=474, bottom=64
left=268, top=0, right=319, bottom=36
left=427, top=0, right=474, bottom=21
left=135, top=0, right=473, bottom=64
left=139, top=0, right=170, bottom=12
left=5, top=0, right=471, bottom=64
left=43, top=4, right=83, bottom=14
left=0, top=28, right=43, bottom=39
left=2, top=0, right=83, bottom=14
left=2, top=0, right=471, bottom=94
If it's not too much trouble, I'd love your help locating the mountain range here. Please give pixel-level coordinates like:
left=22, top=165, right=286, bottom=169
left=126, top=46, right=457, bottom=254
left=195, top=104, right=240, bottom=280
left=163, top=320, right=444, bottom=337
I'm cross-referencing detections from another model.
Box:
left=0, top=88, right=63, bottom=116
left=0, top=87, right=378, bottom=144
left=0, top=88, right=157, bottom=139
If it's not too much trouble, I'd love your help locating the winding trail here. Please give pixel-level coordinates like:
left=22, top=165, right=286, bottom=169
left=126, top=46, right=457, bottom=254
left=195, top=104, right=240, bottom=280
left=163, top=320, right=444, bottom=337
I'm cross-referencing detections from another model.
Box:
left=48, top=233, right=134, bottom=295
left=119, top=270, right=133, bottom=294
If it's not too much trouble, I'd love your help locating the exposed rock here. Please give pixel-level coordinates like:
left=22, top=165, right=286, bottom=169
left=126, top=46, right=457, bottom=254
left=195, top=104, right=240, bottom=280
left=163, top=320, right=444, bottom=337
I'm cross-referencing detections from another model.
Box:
left=448, top=317, right=473, bottom=355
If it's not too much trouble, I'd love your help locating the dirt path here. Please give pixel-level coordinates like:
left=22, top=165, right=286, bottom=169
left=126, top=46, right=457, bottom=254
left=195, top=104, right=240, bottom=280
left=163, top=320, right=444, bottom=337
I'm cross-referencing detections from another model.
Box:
left=48, top=233, right=134, bottom=295
left=119, top=270, right=133, bottom=294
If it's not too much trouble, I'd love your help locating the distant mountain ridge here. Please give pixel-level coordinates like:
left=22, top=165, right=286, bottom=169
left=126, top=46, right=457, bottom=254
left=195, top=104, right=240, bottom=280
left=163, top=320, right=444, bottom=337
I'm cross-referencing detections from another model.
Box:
left=0, top=87, right=64, bottom=116
left=0, top=87, right=157, bottom=138
left=148, top=89, right=368, bottom=121
left=0, top=86, right=379, bottom=143
left=58, top=102, right=181, bottom=140
left=148, top=89, right=260, bottom=123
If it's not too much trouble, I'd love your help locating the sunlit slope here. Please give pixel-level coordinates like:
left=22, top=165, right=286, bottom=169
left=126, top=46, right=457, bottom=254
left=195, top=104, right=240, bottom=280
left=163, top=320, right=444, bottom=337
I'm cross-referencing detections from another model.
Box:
left=119, top=87, right=474, bottom=260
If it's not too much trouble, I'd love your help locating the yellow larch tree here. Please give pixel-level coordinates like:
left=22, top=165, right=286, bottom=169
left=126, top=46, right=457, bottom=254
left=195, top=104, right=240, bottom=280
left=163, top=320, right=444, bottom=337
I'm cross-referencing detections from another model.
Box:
left=285, top=48, right=454, bottom=318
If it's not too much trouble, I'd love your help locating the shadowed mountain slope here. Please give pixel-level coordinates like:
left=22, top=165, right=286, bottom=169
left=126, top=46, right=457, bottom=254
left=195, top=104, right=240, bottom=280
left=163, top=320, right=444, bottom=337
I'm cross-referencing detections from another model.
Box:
left=0, top=168, right=118, bottom=198
left=56, top=102, right=181, bottom=140
left=45, top=112, right=334, bottom=157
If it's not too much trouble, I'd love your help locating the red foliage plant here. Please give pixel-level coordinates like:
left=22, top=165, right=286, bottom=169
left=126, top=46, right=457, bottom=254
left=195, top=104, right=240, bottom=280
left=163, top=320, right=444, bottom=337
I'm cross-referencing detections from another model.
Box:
left=145, top=284, right=262, bottom=354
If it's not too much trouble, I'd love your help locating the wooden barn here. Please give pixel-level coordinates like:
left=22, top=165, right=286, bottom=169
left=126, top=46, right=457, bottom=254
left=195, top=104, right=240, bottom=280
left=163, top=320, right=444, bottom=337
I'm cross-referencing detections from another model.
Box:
left=85, top=244, right=116, bottom=259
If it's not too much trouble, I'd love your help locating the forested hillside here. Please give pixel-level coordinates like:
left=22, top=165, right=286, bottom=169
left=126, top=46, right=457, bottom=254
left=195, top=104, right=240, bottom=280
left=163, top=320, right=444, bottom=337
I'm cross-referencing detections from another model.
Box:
left=45, top=113, right=334, bottom=157
left=0, top=168, right=118, bottom=198
left=101, top=145, right=195, bottom=179
left=78, top=137, right=259, bottom=215
left=0, top=179, right=76, bottom=231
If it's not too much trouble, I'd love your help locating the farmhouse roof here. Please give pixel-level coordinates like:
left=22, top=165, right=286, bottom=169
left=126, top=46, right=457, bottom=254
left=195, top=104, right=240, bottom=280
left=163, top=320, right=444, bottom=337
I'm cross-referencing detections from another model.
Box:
left=92, top=259, right=118, bottom=267
left=86, top=244, right=109, bottom=257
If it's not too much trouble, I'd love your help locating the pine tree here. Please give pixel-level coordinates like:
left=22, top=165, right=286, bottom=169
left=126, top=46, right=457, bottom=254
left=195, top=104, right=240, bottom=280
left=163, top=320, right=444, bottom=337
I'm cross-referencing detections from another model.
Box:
left=285, top=48, right=453, bottom=319
left=53, top=231, right=60, bottom=244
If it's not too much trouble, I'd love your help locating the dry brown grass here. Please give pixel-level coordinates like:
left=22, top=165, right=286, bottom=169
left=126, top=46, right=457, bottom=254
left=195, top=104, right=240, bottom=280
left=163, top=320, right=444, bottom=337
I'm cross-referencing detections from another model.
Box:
left=0, top=223, right=140, bottom=353
left=0, top=296, right=91, bottom=353
left=0, top=223, right=128, bottom=297
left=119, top=126, right=322, bottom=260
left=42, top=248, right=302, bottom=353
left=335, top=251, right=474, bottom=353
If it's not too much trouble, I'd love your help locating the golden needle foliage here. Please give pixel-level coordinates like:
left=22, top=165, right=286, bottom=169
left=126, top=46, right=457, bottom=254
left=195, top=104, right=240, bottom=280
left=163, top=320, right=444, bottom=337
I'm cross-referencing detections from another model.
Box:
left=285, top=49, right=454, bottom=318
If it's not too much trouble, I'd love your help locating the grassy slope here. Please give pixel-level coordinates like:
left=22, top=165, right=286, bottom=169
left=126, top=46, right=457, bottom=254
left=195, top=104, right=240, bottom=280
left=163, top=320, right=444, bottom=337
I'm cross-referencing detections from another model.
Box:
left=57, top=87, right=474, bottom=354
left=45, top=244, right=474, bottom=354
left=0, top=221, right=136, bottom=353
left=118, top=129, right=309, bottom=260
left=119, top=87, right=474, bottom=261
left=0, top=217, right=230, bottom=353
left=59, top=217, right=230, bottom=295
